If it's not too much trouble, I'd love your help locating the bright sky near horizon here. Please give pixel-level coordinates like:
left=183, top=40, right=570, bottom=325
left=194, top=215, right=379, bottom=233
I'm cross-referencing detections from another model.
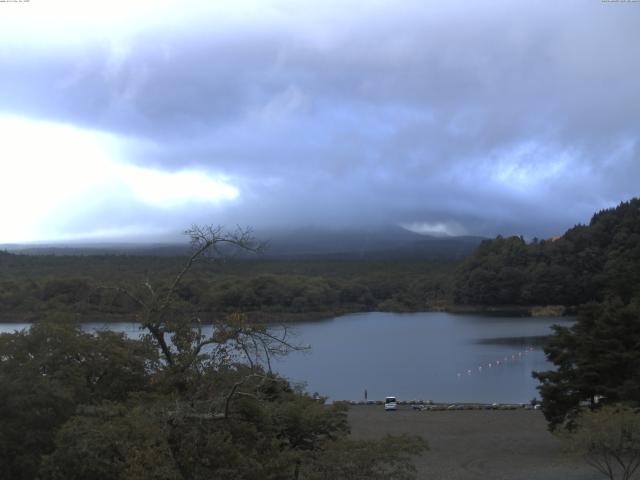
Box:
left=1, top=0, right=639, bottom=243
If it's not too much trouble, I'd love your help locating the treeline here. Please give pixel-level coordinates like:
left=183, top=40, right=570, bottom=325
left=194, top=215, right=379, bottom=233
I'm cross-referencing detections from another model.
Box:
left=453, top=198, right=640, bottom=307
left=0, top=255, right=453, bottom=322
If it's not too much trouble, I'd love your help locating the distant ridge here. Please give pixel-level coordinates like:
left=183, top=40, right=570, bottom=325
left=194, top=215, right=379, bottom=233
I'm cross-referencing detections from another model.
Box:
left=0, top=243, right=191, bottom=257
left=2, top=226, right=485, bottom=261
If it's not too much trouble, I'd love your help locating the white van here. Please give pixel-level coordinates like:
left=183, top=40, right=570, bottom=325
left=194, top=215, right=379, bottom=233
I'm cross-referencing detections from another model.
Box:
left=384, top=396, right=397, bottom=411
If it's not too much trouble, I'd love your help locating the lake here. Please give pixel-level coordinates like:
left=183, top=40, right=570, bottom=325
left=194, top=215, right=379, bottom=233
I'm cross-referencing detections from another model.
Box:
left=0, top=311, right=571, bottom=404
left=271, top=312, right=572, bottom=404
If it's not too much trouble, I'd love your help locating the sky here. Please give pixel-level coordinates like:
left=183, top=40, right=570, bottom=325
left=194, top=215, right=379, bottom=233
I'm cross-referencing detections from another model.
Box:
left=0, top=0, right=639, bottom=243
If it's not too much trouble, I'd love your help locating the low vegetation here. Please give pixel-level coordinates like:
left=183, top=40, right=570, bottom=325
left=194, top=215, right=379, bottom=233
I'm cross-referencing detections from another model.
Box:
left=560, top=405, right=640, bottom=480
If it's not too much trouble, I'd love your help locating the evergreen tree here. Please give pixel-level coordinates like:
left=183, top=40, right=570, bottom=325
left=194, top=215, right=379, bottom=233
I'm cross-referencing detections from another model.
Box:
left=533, top=297, right=640, bottom=430
left=454, top=198, right=640, bottom=307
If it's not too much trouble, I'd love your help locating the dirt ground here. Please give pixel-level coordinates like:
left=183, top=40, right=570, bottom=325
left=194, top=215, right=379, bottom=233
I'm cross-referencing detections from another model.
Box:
left=348, top=405, right=603, bottom=480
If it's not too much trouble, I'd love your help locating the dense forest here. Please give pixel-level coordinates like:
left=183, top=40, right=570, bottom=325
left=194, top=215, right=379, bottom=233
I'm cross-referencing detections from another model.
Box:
left=520, top=199, right=640, bottom=433
left=453, top=198, right=640, bottom=307
left=0, top=254, right=453, bottom=323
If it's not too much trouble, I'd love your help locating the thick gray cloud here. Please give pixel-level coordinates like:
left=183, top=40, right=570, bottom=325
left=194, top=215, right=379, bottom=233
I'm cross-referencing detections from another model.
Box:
left=1, top=0, right=639, bottom=242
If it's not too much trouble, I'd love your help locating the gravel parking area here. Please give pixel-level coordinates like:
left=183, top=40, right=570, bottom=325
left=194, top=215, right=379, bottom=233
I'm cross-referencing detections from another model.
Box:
left=348, top=405, right=603, bottom=480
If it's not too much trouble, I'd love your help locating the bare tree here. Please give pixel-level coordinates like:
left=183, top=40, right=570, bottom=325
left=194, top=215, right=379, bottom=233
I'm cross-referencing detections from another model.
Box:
left=106, top=225, right=304, bottom=377
left=561, top=405, right=640, bottom=480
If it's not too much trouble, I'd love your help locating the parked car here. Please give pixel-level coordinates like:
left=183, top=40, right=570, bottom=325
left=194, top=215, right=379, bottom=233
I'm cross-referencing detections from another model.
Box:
left=384, top=396, right=397, bottom=411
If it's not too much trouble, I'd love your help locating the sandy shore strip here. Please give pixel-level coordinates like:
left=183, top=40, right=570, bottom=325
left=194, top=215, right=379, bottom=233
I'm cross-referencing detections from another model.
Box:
left=347, top=405, right=603, bottom=480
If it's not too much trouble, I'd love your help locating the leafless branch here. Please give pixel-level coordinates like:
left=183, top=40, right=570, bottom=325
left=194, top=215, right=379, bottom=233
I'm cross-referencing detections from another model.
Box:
left=223, top=373, right=265, bottom=419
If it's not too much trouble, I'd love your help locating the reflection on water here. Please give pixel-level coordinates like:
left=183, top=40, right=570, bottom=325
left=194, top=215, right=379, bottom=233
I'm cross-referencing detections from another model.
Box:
left=0, top=311, right=572, bottom=403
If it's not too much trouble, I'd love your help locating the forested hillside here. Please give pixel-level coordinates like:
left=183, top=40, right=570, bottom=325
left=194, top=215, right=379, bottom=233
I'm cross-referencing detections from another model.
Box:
left=453, top=198, right=640, bottom=307
left=0, top=254, right=453, bottom=322
left=526, top=199, right=640, bottom=431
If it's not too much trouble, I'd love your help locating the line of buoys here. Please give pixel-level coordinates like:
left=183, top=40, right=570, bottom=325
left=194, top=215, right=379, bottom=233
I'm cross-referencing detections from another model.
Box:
left=456, top=347, right=537, bottom=379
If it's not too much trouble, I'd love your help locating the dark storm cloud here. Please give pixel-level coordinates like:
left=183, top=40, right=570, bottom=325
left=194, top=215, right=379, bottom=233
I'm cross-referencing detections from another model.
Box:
left=1, top=0, right=639, bottom=240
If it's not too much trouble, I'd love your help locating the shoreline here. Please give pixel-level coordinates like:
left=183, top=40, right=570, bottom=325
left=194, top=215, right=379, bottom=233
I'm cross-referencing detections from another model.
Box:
left=0, top=304, right=572, bottom=324
left=338, top=400, right=536, bottom=410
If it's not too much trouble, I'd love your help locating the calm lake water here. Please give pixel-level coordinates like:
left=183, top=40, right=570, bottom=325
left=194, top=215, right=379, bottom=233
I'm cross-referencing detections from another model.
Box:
left=0, top=311, right=572, bottom=404
left=271, top=312, right=572, bottom=404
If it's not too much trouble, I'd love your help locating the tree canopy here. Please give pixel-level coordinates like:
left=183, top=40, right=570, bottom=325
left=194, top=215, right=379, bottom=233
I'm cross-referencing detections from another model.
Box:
left=533, top=297, right=640, bottom=429
left=454, top=198, right=640, bottom=307
left=529, top=199, right=640, bottom=431
left=0, top=226, right=427, bottom=480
